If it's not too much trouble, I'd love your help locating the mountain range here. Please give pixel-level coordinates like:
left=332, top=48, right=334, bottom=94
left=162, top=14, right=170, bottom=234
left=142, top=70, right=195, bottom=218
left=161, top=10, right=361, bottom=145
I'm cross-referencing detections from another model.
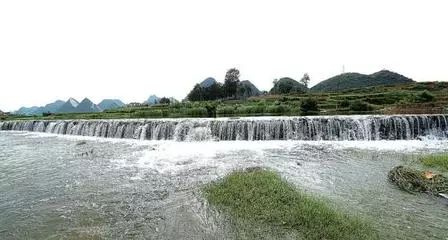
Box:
left=13, top=69, right=415, bottom=115
left=15, top=98, right=125, bottom=116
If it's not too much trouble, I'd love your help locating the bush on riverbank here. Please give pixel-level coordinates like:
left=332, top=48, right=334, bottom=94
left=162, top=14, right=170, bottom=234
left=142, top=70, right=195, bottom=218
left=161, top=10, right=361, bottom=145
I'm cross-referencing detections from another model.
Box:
left=203, top=168, right=378, bottom=240
left=388, top=166, right=448, bottom=194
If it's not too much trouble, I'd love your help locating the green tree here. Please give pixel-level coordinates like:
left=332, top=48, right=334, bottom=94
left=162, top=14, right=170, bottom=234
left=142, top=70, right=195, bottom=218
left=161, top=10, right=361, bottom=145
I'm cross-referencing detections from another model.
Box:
left=160, top=97, right=171, bottom=104
left=187, top=84, right=204, bottom=101
left=204, top=83, right=224, bottom=100
left=300, top=73, right=310, bottom=88
left=300, top=97, right=319, bottom=115
left=223, top=68, right=240, bottom=98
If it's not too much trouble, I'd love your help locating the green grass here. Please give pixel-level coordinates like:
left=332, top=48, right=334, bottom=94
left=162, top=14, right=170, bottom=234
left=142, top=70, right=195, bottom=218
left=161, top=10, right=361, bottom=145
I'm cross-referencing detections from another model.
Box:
left=420, top=154, right=448, bottom=172
left=203, top=168, right=378, bottom=240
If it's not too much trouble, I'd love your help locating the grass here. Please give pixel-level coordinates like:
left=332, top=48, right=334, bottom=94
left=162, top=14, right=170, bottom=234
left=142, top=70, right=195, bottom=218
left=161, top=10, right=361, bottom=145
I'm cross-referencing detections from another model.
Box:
left=203, top=168, right=378, bottom=240
left=420, top=154, right=448, bottom=172
left=388, top=166, right=448, bottom=194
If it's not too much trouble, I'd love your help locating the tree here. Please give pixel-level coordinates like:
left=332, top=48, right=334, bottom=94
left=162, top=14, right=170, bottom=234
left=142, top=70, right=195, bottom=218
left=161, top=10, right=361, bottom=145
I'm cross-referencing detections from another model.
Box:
left=187, top=84, right=204, bottom=101
left=204, top=83, right=224, bottom=100
left=223, top=68, right=240, bottom=98
left=300, top=97, right=319, bottom=115
left=300, top=73, right=310, bottom=88
left=160, top=97, right=171, bottom=104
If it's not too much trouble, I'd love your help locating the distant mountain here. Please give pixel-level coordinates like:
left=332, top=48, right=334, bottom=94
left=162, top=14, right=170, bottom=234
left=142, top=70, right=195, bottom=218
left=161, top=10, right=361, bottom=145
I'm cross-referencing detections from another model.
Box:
left=311, top=70, right=414, bottom=92
left=237, top=80, right=261, bottom=98
left=199, top=77, right=218, bottom=88
left=75, top=98, right=101, bottom=113
left=98, top=99, right=125, bottom=111
left=14, top=100, right=65, bottom=116
left=43, top=100, right=65, bottom=113
left=145, top=95, right=160, bottom=105
left=57, top=98, right=79, bottom=113
left=15, top=106, right=42, bottom=115
left=270, top=77, right=308, bottom=94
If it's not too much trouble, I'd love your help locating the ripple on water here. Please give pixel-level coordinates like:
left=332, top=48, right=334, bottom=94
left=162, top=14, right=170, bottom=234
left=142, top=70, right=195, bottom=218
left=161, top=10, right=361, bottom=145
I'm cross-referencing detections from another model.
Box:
left=0, top=131, right=447, bottom=239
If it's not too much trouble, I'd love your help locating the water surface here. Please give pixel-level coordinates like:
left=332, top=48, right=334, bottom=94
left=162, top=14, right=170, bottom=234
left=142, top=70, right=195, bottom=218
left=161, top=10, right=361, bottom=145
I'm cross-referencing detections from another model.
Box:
left=1, top=131, right=447, bottom=239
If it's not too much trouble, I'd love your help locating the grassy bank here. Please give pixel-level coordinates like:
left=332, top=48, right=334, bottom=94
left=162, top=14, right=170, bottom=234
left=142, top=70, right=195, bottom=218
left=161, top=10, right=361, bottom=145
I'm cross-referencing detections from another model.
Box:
left=203, top=168, right=378, bottom=240
left=420, top=154, right=448, bottom=172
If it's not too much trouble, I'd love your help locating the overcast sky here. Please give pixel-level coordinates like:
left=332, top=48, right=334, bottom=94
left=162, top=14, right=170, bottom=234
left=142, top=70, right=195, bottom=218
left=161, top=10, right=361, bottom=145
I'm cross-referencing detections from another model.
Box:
left=1, top=0, right=447, bottom=111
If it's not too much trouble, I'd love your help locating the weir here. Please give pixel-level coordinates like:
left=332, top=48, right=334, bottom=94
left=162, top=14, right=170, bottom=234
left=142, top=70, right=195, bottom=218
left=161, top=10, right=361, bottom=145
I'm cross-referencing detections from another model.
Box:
left=1, top=115, right=447, bottom=141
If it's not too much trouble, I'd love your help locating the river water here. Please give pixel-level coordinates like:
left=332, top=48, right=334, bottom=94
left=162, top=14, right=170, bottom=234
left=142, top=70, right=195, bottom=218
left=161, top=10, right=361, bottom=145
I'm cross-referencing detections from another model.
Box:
left=1, top=131, right=448, bottom=239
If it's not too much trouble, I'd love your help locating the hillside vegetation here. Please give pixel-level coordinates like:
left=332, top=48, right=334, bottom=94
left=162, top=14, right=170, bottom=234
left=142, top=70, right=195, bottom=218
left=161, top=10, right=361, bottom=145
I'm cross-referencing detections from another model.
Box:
left=270, top=77, right=308, bottom=94
left=4, top=81, right=448, bottom=121
left=311, top=70, right=414, bottom=92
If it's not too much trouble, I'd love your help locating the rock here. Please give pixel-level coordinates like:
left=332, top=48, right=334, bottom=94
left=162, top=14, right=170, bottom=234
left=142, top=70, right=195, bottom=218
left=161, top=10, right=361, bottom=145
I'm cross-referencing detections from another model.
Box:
left=76, top=141, right=87, bottom=146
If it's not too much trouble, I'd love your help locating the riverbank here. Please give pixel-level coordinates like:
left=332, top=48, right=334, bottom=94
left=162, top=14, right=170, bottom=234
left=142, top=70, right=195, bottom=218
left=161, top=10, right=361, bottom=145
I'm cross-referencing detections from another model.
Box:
left=3, top=81, right=448, bottom=121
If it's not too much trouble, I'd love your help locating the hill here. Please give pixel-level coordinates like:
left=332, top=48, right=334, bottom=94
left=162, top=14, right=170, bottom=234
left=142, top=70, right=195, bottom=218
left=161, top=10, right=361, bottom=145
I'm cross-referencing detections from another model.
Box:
left=43, top=100, right=65, bottom=113
left=57, top=98, right=79, bottom=113
left=146, top=95, right=160, bottom=105
left=15, top=106, right=42, bottom=115
left=199, top=77, right=218, bottom=88
left=311, top=70, right=414, bottom=92
left=270, top=77, right=308, bottom=94
left=75, top=98, right=102, bottom=113
left=98, top=99, right=125, bottom=111
left=14, top=100, right=65, bottom=116
left=238, top=80, right=261, bottom=98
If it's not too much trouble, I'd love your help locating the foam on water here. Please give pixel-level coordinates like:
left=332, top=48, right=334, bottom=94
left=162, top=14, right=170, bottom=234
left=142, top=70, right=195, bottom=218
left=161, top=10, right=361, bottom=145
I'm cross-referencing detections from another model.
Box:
left=2, top=114, right=448, bottom=141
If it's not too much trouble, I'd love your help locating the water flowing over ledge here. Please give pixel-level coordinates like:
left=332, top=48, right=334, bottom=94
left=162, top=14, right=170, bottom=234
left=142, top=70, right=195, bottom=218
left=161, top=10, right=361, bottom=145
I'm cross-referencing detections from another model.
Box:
left=1, top=115, right=447, bottom=141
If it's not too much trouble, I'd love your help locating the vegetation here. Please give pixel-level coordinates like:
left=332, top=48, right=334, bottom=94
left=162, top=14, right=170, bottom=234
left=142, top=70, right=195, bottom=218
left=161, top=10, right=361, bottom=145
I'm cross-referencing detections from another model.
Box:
left=413, top=90, right=435, bottom=103
left=299, top=73, right=310, bottom=88
left=420, top=154, right=448, bottom=172
left=4, top=81, right=448, bottom=121
left=203, top=168, right=378, bottom=240
left=349, top=100, right=374, bottom=112
left=270, top=77, right=308, bottom=94
left=388, top=166, right=448, bottom=194
left=159, top=97, right=171, bottom=104
left=311, top=70, right=414, bottom=92
left=223, top=68, right=240, bottom=98
left=300, top=97, right=319, bottom=115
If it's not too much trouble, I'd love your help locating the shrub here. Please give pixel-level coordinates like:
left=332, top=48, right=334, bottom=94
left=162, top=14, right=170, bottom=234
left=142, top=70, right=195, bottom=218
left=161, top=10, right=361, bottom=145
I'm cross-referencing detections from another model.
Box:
left=340, top=99, right=350, bottom=108
left=185, top=107, right=208, bottom=117
left=414, top=91, right=435, bottom=103
left=266, top=104, right=288, bottom=114
left=217, top=105, right=236, bottom=115
left=300, top=98, right=319, bottom=115
left=349, top=100, right=374, bottom=112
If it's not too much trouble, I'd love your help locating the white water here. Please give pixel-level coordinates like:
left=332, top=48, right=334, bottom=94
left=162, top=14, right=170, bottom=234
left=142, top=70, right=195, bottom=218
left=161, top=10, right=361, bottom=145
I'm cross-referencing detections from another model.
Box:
left=2, top=115, right=448, bottom=239
left=1, top=114, right=448, bottom=141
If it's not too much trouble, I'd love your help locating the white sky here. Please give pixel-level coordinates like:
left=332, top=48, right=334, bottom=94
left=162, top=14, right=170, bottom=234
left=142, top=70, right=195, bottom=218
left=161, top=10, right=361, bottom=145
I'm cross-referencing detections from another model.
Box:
left=1, top=0, right=447, bottom=111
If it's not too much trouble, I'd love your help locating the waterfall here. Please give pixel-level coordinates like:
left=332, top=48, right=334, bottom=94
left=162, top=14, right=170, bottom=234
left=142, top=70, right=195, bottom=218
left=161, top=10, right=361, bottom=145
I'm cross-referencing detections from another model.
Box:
left=1, top=115, right=447, bottom=141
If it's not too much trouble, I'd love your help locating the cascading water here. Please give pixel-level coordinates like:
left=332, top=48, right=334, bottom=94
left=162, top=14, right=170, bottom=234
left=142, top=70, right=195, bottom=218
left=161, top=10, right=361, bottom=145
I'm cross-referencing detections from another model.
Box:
left=1, top=115, right=447, bottom=141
